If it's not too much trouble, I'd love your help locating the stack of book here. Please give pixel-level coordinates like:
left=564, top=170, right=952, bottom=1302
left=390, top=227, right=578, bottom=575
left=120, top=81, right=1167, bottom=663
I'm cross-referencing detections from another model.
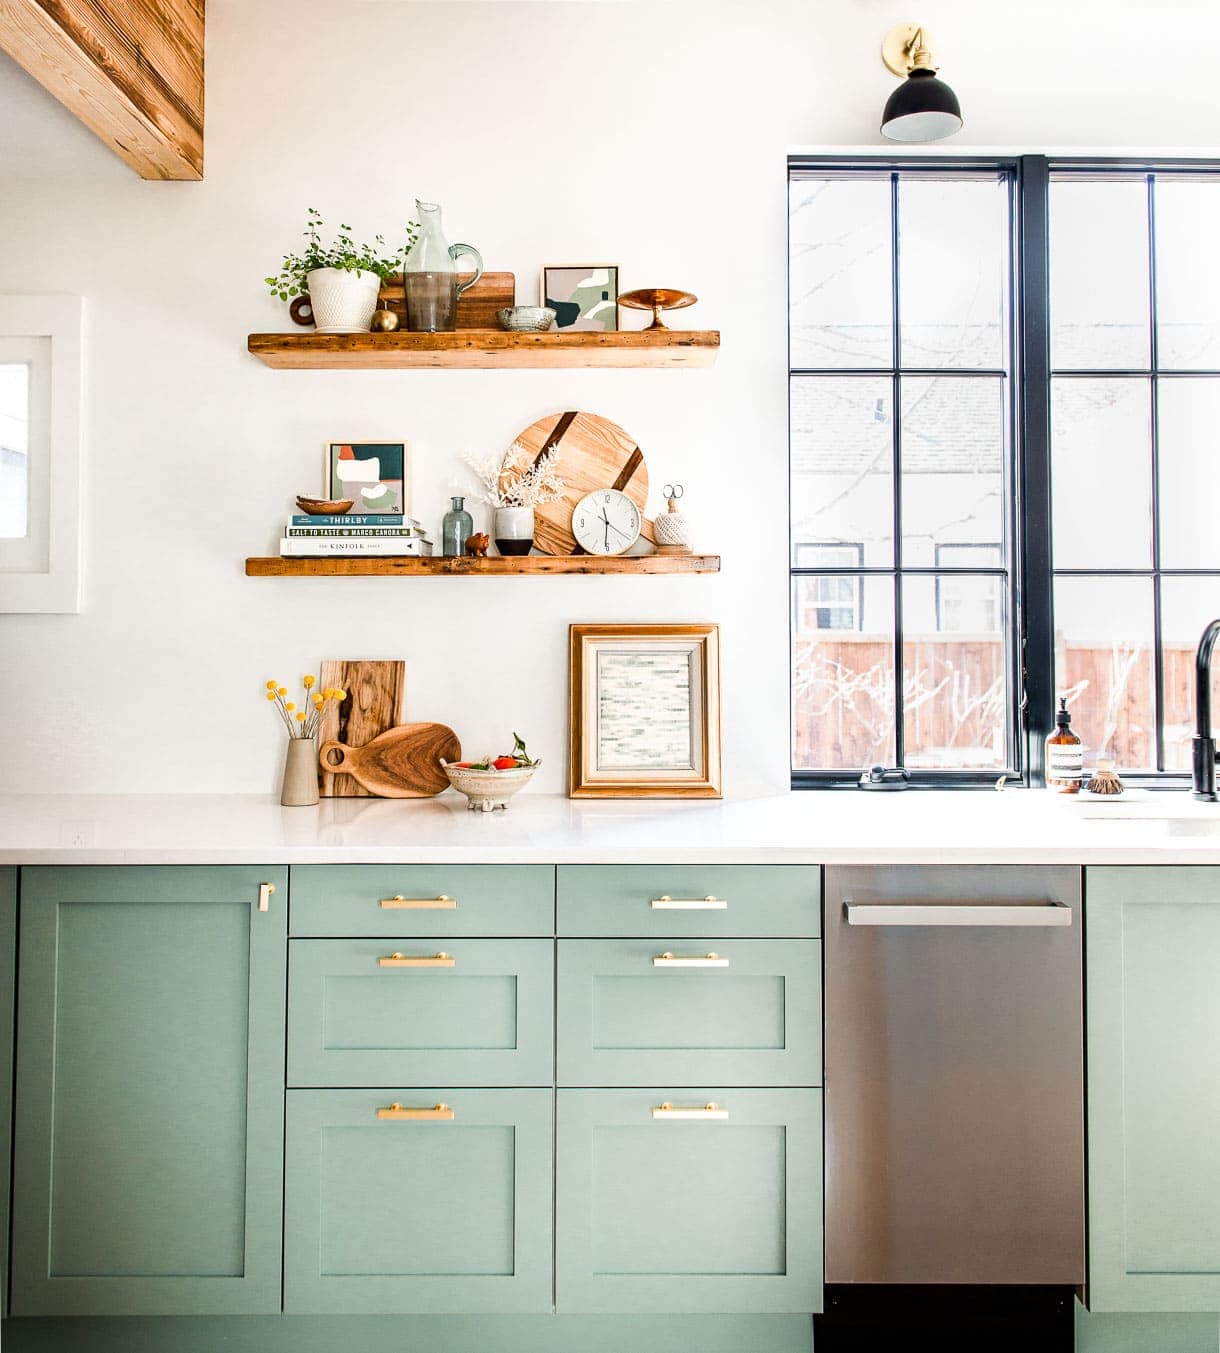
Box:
left=279, top=513, right=434, bottom=558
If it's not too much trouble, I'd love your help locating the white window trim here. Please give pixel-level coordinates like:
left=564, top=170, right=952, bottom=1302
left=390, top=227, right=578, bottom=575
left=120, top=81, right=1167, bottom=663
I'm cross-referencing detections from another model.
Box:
left=0, top=295, right=82, bottom=613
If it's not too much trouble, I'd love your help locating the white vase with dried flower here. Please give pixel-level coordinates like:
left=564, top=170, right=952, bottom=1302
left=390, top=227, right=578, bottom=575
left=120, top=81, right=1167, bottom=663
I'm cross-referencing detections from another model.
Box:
left=462, top=441, right=565, bottom=556
left=264, top=676, right=346, bottom=806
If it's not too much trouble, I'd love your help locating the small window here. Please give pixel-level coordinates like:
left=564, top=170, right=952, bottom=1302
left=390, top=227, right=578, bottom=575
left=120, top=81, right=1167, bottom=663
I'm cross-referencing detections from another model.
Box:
left=0, top=297, right=82, bottom=613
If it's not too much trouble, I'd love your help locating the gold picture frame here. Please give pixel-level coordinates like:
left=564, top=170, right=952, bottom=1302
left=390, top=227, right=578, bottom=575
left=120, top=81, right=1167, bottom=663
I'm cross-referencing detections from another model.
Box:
left=569, top=623, right=722, bottom=798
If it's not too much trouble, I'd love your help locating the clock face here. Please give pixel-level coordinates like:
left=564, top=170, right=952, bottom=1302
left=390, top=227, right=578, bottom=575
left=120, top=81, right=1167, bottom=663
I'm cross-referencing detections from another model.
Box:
left=572, top=489, right=643, bottom=556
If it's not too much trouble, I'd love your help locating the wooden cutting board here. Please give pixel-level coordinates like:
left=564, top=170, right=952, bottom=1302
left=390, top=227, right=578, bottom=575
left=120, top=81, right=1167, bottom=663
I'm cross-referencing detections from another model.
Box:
left=377, top=272, right=516, bottom=330
left=508, top=410, right=655, bottom=556
left=316, top=660, right=405, bottom=797
left=319, top=723, right=460, bottom=798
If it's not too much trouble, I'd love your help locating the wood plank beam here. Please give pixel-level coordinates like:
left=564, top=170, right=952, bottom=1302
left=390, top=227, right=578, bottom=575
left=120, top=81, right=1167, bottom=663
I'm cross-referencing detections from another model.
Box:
left=0, top=0, right=203, bottom=180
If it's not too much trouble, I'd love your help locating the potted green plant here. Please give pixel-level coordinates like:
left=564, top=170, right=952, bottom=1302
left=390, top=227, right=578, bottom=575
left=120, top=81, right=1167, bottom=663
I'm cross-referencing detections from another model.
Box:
left=265, top=208, right=418, bottom=334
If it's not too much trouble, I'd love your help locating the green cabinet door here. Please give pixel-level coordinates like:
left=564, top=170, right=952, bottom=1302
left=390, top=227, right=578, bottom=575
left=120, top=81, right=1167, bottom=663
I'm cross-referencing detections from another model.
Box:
left=556, top=1088, right=822, bottom=1314
left=1088, top=866, right=1220, bottom=1311
left=11, top=866, right=287, bottom=1317
left=285, top=1088, right=553, bottom=1313
left=1, top=867, right=15, bottom=1318
left=288, top=938, right=554, bottom=1087
left=557, top=939, right=821, bottom=1087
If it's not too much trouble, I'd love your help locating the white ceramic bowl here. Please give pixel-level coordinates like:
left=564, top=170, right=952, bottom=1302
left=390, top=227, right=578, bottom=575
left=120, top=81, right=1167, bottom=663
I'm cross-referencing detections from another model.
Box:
left=497, top=306, right=556, bottom=333
left=440, top=759, right=540, bottom=811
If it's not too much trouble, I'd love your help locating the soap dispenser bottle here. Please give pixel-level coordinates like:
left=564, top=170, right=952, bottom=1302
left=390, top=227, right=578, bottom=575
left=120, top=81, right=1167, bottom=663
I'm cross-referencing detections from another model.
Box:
left=1046, top=697, right=1083, bottom=794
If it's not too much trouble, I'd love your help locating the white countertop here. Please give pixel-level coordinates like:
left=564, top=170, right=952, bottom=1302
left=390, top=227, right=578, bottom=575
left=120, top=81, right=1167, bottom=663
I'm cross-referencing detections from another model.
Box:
left=2, top=788, right=1220, bottom=865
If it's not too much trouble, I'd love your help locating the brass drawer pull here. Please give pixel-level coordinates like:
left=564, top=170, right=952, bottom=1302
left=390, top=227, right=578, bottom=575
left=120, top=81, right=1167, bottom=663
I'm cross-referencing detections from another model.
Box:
left=651, top=895, right=727, bottom=910
left=258, top=882, right=276, bottom=913
left=376, top=1102, right=455, bottom=1121
left=379, top=894, right=457, bottom=910
left=652, top=952, right=730, bottom=968
left=652, top=1102, right=729, bottom=1120
left=378, top=952, right=456, bottom=968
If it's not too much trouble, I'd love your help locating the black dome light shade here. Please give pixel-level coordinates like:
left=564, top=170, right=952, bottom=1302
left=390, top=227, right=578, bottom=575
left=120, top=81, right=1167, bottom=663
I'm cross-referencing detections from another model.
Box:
left=879, top=23, right=963, bottom=143
left=881, top=68, right=963, bottom=142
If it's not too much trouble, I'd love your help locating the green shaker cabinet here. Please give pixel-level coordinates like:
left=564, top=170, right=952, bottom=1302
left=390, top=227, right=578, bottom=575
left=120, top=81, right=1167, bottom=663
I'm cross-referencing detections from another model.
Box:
left=10, top=866, right=288, bottom=1316
left=1, top=867, right=15, bottom=1317
left=284, top=1088, right=553, bottom=1313
left=556, top=1088, right=822, bottom=1313
left=1087, top=866, right=1220, bottom=1311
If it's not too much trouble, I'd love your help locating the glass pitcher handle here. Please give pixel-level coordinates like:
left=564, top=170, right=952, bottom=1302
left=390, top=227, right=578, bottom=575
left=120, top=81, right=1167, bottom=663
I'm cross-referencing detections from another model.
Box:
left=449, top=244, right=484, bottom=298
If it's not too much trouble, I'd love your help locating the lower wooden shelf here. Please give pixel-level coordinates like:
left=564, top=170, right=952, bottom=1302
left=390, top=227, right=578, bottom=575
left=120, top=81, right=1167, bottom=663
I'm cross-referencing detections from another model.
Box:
left=245, top=554, right=721, bottom=577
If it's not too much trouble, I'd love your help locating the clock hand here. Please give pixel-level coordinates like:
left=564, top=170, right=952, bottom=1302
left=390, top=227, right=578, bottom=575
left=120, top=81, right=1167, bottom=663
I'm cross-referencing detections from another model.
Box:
left=601, top=510, right=610, bottom=550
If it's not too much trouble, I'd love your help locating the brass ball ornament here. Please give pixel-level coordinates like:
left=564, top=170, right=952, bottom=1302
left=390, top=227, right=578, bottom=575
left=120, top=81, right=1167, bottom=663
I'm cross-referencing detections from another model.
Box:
left=370, top=307, right=400, bottom=333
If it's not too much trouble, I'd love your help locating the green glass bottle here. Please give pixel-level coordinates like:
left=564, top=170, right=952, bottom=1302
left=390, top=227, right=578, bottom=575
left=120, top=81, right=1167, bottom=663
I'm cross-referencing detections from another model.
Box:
left=442, top=495, right=473, bottom=557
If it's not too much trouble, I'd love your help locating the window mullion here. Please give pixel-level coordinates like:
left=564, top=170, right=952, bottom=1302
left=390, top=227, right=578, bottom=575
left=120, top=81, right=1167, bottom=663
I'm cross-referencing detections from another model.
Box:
left=1147, top=172, right=1166, bottom=772
left=890, top=171, right=905, bottom=767
left=1017, top=155, right=1055, bottom=786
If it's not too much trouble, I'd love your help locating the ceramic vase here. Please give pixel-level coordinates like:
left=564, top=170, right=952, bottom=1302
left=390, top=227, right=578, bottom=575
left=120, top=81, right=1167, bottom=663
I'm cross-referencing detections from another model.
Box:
left=281, top=738, right=320, bottom=807
left=494, top=506, right=534, bottom=556
left=305, top=267, right=381, bottom=334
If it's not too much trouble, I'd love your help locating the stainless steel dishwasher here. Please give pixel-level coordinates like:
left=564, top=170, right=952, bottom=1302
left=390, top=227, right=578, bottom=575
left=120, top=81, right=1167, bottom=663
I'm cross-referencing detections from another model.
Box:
left=821, top=866, right=1084, bottom=1339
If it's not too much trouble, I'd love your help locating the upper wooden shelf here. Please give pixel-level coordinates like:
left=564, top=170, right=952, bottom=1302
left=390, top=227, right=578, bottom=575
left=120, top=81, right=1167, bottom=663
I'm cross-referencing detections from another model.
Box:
left=246, top=329, right=720, bottom=369
left=246, top=554, right=720, bottom=577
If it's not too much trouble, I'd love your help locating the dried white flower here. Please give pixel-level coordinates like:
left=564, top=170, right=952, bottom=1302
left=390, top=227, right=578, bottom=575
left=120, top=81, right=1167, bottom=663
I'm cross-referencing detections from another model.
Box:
left=462, top=441, right=565, bottom=508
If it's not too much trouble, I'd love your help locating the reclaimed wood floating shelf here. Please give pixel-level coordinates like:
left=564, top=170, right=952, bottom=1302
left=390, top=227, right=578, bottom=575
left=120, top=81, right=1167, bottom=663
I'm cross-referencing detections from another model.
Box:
left=246, top=329, right=720, bottom=369
left=246, top=554, right=721, bottom=577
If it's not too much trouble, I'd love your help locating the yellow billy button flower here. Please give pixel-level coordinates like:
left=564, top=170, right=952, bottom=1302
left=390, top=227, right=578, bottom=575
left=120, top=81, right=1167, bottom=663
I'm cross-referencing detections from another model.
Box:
left=277, top=687, right=288, bottom=697
left=285, top=702, right=295, bottom=712
left=313, top=696, right=324, bottom=707
left=266, top=691, right=276, bottom=701
left=296, top=711, right=307, bottom=722
left=303, top=675, right=316, bottom=689
left=265, top=679, right=277, bottom=690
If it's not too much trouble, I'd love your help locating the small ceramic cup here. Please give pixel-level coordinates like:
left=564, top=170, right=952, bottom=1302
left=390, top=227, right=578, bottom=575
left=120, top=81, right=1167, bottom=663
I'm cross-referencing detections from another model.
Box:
left=497, top=306, right=557, bottom=333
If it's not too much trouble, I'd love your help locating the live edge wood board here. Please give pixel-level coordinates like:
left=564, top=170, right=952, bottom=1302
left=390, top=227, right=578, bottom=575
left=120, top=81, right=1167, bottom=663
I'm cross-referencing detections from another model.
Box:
left=245, top=555, right=720, bottom=577
left=246, top=330, right=720, bottom=369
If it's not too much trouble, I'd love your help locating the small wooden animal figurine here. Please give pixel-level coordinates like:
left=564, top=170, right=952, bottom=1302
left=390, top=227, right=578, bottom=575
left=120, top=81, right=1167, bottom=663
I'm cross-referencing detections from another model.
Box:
left=465, top=532, right=490, bottom=558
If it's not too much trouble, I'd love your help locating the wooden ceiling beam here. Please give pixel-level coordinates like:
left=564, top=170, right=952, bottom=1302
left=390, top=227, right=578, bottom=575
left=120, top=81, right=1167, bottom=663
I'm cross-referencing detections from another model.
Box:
left=0, top=0, right=204, bottom=180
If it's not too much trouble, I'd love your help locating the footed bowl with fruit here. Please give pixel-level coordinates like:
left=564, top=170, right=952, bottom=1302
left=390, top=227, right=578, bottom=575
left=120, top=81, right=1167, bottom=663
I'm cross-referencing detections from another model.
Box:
left=441, top=734, right=539, bottom=812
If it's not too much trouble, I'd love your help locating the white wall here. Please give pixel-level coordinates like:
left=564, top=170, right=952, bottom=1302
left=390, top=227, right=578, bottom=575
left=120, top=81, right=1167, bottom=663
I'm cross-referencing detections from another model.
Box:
left=0, top=0, right=1215, bottom=796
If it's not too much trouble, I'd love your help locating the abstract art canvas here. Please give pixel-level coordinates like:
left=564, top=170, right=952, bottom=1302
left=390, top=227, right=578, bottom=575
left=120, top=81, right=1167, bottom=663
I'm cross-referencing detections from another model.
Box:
left=569, top=623, right=722, bottom=798
left=325, top=441, right=408, bottom=515
left=542, top=266, right=619, bottom=332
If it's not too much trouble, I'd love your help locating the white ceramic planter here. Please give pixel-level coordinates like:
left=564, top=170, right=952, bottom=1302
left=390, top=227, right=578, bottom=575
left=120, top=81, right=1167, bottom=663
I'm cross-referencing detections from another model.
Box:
left=493, top=506, right=535, bottom=557
left=306, top=267, right=381, bottom=334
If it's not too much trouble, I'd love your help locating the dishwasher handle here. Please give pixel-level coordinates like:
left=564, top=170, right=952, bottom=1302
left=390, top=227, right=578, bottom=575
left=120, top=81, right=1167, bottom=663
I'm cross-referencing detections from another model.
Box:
left=843, top=899, right=1072, bottom=927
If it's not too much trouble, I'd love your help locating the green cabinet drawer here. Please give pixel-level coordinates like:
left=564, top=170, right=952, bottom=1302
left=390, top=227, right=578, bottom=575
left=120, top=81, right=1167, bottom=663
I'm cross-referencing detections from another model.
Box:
left=1087, top=866, right=1220, bottom=1311
left=11, top=866, right=287, bottom=1317
left=556, top=1088, right=822, bottom=1313
left=557, top=866, right=820, bottom=938
left=557, top=938, right=821, bottom=1087
left=289, top=938, right=554, bottom=1087
left=290, top=865, right=553, bottom=938
left=285, top=1088, right=553, bottom=1313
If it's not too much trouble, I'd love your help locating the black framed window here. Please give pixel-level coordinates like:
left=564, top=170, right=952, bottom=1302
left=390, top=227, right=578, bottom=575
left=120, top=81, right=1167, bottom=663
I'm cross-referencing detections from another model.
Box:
left=789, top=164, right=1019, bottom=782
left=789, top=155, right=1220, bottom=787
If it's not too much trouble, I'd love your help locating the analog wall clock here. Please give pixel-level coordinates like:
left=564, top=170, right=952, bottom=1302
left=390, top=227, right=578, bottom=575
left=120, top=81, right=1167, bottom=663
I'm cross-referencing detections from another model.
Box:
left=571, top=489, right=642, bottom=556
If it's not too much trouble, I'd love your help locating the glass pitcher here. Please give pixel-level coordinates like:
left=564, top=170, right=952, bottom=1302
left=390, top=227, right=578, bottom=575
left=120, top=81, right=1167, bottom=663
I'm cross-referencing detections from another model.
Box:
left=403, top=200, right=484, bottom=333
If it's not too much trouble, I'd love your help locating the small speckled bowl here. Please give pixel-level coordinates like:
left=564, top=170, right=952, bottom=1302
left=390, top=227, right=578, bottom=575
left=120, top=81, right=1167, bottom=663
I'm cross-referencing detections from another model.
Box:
left=497, top=306, right=556, bottom=333
left=440, top=760, right=540, bottom=811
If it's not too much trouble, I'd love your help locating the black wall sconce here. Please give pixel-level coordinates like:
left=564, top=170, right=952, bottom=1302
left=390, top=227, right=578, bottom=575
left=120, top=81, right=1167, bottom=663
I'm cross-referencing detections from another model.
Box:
left=880, top=23, right=963, bottom=142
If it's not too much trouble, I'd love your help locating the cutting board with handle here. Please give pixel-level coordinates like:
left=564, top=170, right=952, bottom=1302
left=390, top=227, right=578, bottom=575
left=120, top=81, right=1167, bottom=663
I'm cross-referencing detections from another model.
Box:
left=507, top=410, right=656, bottom=556
left=316, top=659, right=405, bottom=796
left=319, top=722, right=461, bottom=798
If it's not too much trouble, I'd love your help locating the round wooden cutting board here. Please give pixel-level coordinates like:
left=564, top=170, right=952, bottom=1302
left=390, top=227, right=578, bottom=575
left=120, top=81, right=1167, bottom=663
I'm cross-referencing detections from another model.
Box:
left=506, top=411, right=654, bottom=555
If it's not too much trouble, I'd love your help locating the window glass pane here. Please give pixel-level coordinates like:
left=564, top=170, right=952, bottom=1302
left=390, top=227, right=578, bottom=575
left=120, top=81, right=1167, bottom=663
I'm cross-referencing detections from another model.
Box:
left=1054, top=576, right=1156, bottom=769
left=900, top=376, right=1005, bottom=568
left=789, top=177, right=892, bottom=369
left=898, top=176, right=1008, bottom=370
left=1158, top=377, right=1220, bottom=568
left=1051, top=378, right=1152, bottom=568
left=1155, top=180, right=1220, bottom=369
left=792, top=575, right=895, bottom=770
left=791, top=376, right=893, bottom=565
left=0, top=362, right=29, bottom=539
left=1161, top=576, right=1220, bottom=771
left=902, top=575, right=1008, bottom=770
left=1050, top=180, right=1150, bottom=370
